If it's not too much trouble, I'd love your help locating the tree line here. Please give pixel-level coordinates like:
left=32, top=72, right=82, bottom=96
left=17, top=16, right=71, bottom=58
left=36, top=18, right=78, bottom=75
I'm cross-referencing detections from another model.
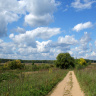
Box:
left=0, top=58, right=96, bottom=64
left=0, top=59, right=54, bottom=64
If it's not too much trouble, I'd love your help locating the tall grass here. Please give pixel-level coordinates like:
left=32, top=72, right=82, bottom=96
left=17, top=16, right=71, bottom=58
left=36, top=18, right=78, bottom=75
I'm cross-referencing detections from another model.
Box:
left=0, top=67, right=68, bottom=96
left=75, top=64, right=96, bottom=96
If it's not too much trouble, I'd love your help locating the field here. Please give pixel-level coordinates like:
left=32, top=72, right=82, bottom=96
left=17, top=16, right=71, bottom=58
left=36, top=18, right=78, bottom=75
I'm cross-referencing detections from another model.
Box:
left=75, top=64, right=96, bottom=96
left=0, top=63, right=68, bottom=96
left=1, top=61, right=96, bottom=96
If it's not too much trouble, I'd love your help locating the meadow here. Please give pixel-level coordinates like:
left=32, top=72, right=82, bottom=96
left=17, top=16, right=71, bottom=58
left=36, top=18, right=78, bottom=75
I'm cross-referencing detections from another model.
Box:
left=75, top=64, right=96, bottom=96
left=0, top=63, right=68, bottom=96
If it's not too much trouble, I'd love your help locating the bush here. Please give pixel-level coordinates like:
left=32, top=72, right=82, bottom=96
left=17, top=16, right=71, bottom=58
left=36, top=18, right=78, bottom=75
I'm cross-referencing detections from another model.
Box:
left=55, top=53, right=75, bottom=69
left=79, top=58, right=87, bottom=66
left=32, top=61, right=34, bottom=65
left=88, top=61, right=91, bottom=65
left=3, top=60, right=25, bottom=70
left=32, top=65, right=39, bottom=71
left=75, top=58, right=87, bottom=69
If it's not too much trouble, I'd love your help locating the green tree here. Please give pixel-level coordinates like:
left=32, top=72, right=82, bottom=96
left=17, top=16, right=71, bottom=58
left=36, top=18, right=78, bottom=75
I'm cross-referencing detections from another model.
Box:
left=55, top=53, right=75, bottom=69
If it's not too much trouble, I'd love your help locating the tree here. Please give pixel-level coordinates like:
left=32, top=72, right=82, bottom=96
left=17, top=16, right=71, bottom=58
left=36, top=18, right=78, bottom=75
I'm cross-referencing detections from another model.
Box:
left=55, top=53, right=75, bottom=69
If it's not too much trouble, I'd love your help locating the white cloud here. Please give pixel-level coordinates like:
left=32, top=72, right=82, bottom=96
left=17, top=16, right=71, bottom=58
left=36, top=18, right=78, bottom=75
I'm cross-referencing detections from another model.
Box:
left=73, top=21, right=93, bottom=32
left=36, top=40, right=52, bottom=53
left=10, top=27, right=60, bottom=47
left=76, top=32, right=91, bottom=51
left=16, top=27, right=26, bottom=33
left=24, top=0, right=59, bottom=27
left=25, top=13, right=53, bottom=27
left=0, top=0, right=26, bottom=37
left=58, top=35, right=78, bottom=45
left=80, top=32, right=91, bottom=44
left=71, top=0, right=96, bottom=10
left=0, top=0, right=59, bottom=37
left=70, top=32, right=92, bottom=58
left=9, top=34, right=14, bottom=39
left=0, top=41, right=16, bottom=54
left=18, top=47, right=37, bottom=56
left=91, top=51, right=96, bottom=56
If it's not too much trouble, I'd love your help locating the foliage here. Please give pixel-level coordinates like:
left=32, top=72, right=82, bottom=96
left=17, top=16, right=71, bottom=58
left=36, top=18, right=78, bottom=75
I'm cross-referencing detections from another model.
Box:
left=79, top=58, right=87, bottom=66
left=3, top=60, right=25, bottom=70
left=75, top=58, right=88, bottom=70
left=87, top=61, right=91, bottom=65
left=55, top=53, right=75, bottom=69
left=32, top=61, right=34, bottom=65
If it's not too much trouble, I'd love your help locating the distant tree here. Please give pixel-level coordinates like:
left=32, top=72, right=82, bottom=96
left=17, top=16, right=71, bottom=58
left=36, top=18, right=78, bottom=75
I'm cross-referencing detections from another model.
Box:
left=55, top=53, right=75, bottom=69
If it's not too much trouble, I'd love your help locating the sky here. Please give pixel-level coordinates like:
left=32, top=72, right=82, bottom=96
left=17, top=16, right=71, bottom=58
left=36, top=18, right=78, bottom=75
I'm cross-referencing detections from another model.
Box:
left=0, top=0, right=96, bottom=60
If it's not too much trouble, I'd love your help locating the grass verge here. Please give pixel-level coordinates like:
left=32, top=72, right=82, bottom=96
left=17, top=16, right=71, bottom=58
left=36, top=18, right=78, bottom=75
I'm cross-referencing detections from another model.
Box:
left=0, top=68, right=68, bottom=96
left=75, top=64, right=96, bottom=96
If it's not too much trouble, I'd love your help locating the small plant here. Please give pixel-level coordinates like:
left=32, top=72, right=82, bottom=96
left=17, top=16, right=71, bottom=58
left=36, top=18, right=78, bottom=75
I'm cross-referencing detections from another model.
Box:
left=32, top=61, right=34, bottom=65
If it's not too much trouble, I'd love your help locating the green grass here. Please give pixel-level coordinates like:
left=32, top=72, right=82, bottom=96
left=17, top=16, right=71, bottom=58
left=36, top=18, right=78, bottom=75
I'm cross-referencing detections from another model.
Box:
left=0, top=66, right=68, bottom=96
left=0, top=72, right=18, bottom=82
left=75, top=64, right=96, bottom=96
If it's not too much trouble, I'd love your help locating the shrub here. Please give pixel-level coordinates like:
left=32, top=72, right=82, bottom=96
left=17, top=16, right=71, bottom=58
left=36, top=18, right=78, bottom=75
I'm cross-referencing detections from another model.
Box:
left=79, top=58, right=87, bottom=66
left=75, top=58, right=87, bottom=69
left=88, top=61, right=91, bottom=65
left=3, top=60, right=25, bottom=70
left=32, top=61, right=34, bottom=65
left=55, top=53, right=75, bottom=69
left=32, top=65, right=39, bottom=71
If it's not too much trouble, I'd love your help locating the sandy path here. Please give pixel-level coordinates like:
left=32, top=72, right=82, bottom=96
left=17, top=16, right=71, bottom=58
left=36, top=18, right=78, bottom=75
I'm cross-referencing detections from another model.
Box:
left=49, top=71, right=84, bottom=96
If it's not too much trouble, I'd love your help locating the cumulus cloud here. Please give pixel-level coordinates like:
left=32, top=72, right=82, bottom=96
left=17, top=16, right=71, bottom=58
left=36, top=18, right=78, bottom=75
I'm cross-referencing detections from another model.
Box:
left=70, top=32, right=92, bottom=58
left=17, top=47, right=37, bottom=56
left=24, top=0, right=59, bottom=27
left=10, top=27, right=60, bottom=47
left=47, top=35, right=78, bottom=53
left=71, top=0, right=96, bottom=10
left=36, top=40, right=52, bottom=53
left=80, top=32, right=91, bottom=44
left=0, top=0, right=26, bottom=37
left=73, top=21, right=93, bottom=32
left=58, top=35, right=78, bottom=45
left=76, top=32, right=91, bottom=51
left=0, top=0, right=59, bottom=37
left=9, top=34, right=14, bottom=39
left=25, top=14, right=53, bottom=27
left=0, top=41, right=16, bottom=54
left=15, top=27, right=26, bottom=33
left=91, top=51, right=96, bottom=56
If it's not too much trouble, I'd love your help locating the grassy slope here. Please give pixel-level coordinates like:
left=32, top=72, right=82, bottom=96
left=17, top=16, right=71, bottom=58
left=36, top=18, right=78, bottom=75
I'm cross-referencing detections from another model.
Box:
left=0, top=67, right=68, bottom=96
left=75, top=64, right=96, bottom=96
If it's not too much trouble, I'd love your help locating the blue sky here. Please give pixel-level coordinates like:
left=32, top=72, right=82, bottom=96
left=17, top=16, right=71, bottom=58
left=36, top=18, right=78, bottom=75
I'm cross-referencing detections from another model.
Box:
left=0, top=0, right=96, bottom=60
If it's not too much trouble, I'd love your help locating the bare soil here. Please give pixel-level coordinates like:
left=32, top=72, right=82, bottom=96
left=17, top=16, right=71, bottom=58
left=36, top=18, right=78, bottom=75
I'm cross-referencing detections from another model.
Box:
left=49, top=71, right=84, bottom=96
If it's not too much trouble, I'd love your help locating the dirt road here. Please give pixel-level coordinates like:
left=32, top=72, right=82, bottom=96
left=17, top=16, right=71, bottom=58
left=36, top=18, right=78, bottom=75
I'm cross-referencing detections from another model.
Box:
left=50, top=71, right=84, bottom=96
